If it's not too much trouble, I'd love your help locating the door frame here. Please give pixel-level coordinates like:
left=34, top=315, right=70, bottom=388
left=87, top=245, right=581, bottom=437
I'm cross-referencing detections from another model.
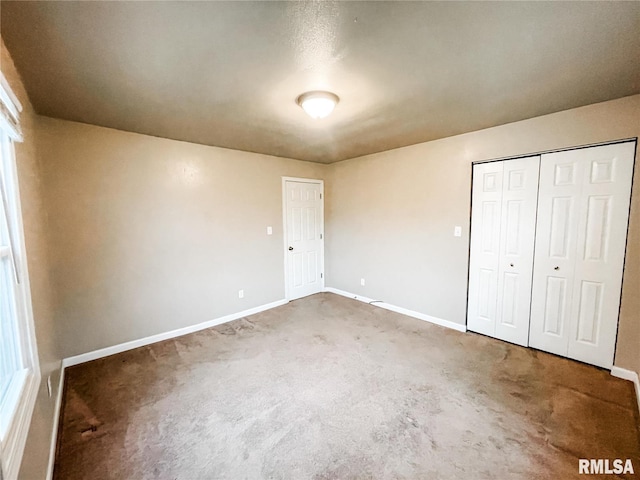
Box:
left=282, top=177, right=325, bottom=301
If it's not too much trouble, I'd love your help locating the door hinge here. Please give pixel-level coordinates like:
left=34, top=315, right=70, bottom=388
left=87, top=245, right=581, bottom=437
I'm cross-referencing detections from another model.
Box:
left=321, top=273, right=323, bottom=279
left=320, top=193, right=322, bottom=199
left=320, top=233, right=323, bottom=239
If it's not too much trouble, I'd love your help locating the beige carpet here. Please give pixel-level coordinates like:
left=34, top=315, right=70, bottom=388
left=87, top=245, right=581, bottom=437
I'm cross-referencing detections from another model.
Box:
left=54, top=293, right=640, bottom=479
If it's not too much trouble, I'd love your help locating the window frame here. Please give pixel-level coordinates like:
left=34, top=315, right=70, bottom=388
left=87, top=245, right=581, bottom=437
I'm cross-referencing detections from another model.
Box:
left=0, top=71, right=41, bottom=480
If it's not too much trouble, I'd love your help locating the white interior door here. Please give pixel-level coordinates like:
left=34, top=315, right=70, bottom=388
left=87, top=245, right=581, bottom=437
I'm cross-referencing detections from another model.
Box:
left=528, top=151, right=581, bottom=357
left=529, top=142, right=635, bottom=368
left=468, top=157, right=539, bottom=346
left=284, top=179, right=324, bottom=301
left=494, top=157, right=540, bottom=346
left=468, top=161, right=504, bottom=338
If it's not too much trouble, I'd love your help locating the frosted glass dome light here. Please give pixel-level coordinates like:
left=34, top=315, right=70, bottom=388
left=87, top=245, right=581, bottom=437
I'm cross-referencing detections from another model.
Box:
left=297, top=91, right=339, bottom=119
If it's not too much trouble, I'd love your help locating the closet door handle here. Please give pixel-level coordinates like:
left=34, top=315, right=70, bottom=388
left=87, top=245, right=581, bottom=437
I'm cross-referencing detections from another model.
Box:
left=510, top=263, right=514, bottom=267
left=554, top=266, right=559, bottom=271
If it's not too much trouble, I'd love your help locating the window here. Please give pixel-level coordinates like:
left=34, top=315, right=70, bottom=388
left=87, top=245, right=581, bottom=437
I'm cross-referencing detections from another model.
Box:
left=0, top=72, right=40, bottom=480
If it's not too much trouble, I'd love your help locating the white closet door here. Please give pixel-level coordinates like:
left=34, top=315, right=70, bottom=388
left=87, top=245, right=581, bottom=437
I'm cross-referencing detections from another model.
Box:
left=529, top=152, right=583, bottom=356
left=468, top=162, right=504, bottom=338
left=530, top=142, right=635, bottom=368
left=567, top=143, right=635, bottom=367
left=468, top=156, right=539, bottom=345
left=494, top=157, right=540, bottom=346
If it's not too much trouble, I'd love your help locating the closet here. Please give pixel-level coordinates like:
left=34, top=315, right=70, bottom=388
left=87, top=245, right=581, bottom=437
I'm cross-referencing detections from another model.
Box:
left=467, top=141, right=635, bottom=369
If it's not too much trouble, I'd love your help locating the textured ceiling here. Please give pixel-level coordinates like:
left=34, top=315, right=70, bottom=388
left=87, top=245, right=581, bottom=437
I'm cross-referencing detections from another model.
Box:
left=2, top=1, right=640, bottom=164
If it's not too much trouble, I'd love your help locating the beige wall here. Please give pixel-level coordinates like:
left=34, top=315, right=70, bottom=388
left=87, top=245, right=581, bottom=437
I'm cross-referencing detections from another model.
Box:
left=327, top=94, right=640, bottom=374
left=2, top=40, right=61, bottom=480
left=37, top=117, right=328, bottom=358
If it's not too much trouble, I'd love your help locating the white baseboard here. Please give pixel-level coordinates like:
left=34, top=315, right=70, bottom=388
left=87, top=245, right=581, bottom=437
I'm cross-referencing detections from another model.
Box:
left=324, top=287, right=376, bottom=304
left=46, top=366, right=65, bottom=480
left=62, top=299, right=288, bottom=368
left=611, top=366, right=640, bottom=416
left=324, top=287, right=466, bottom=333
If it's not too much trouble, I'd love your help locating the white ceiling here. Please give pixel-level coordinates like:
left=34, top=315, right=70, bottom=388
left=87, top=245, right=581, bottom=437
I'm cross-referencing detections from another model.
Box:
left=2, top=1, right=639, bottom=164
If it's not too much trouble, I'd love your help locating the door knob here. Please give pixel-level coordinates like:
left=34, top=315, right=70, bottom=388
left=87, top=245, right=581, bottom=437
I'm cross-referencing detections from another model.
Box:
left=288, top=246, right=293, bottom=251
left=510, top=263, right=514, bottom=267
left=554, top=266, right=559, bottom=270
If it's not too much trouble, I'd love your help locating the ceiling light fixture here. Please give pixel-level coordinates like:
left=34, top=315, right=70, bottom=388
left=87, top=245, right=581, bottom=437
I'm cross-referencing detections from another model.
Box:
left=296, top=91, right=339, bottom=119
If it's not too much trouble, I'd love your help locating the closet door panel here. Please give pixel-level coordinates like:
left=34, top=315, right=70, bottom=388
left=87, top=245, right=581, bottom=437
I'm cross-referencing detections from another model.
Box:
left=495, top=156, right=540, bottom=346
left=529, top=153, right=583, bottom=356
left=567, top=142, right=635, bottom=368
left=468, top=162, right=503, bottom=337
left=530, top=142, right=635, bottom=368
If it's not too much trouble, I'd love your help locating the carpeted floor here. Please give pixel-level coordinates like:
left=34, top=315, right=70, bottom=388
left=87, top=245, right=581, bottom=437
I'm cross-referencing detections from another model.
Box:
left=54, top=293, right=640, bottom=479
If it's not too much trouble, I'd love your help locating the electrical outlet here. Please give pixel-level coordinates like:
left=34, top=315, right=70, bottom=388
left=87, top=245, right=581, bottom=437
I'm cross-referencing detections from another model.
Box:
left=454, top=226, right=462, bottom=237
left=267, top=226, right=273, bottom=235
left=360, top=278, right=365, bottom=286
left=238, top=289, right=244, bottom=299
left=47, top=375, right=52, bottom=398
